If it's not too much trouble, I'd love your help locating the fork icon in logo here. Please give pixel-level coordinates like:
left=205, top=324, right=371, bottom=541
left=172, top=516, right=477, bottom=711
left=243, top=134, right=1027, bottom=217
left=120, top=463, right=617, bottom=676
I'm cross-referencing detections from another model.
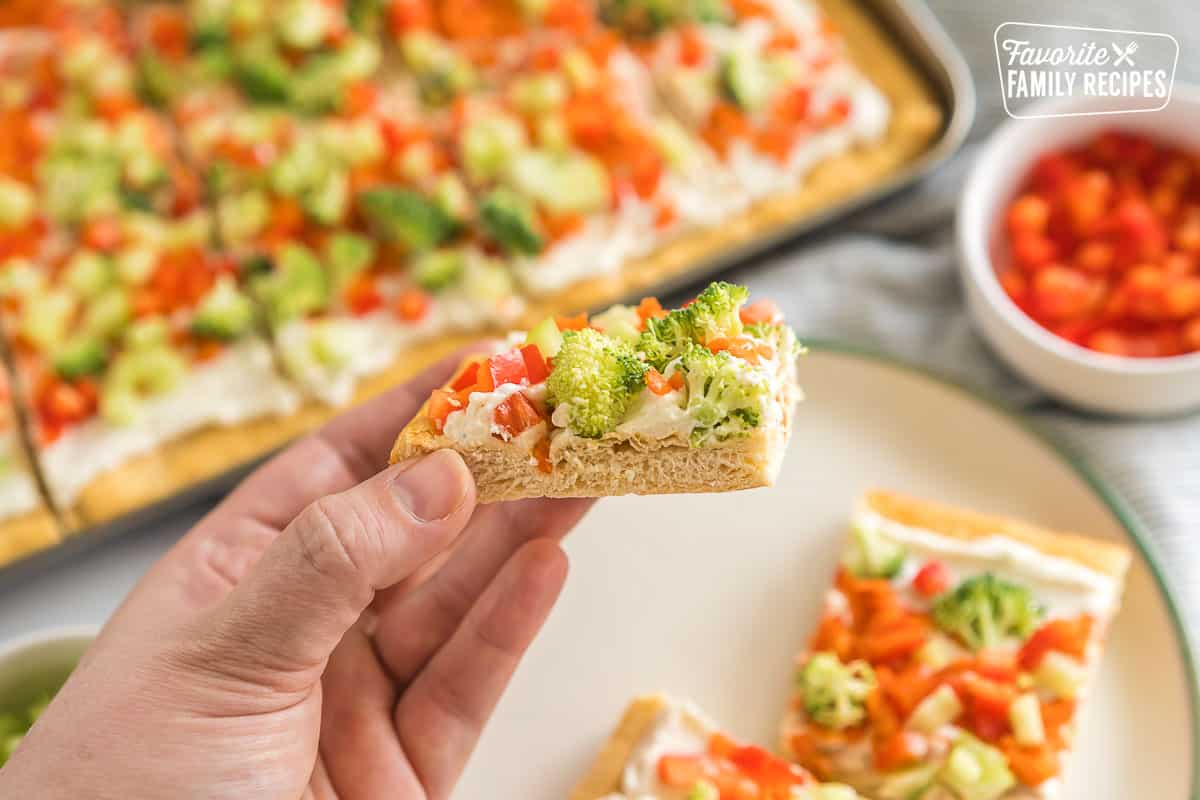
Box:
left=1111, top=41, right=1138, bottom=66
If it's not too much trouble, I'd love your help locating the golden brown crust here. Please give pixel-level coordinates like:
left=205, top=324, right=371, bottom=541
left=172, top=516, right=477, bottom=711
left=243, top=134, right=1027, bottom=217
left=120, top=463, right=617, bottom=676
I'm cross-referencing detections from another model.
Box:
left=516, top=0, right=943, bottom=322
left=864, top=489, right=1133, bottom=581
left=389, top=354, right=797, bottom=503
left=0, top=507, right=61, bottom=567
left=569, top=696, right=671, bottom=800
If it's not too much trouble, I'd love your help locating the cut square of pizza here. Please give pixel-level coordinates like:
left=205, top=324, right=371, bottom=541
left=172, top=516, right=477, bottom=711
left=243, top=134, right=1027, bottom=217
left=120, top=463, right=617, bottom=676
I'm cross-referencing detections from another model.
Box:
left=572, top=694, right=862, bottom=800
left=0, top=369, right=60, bottom=567
left=780, top=491, right=1132, bottom=800
left=624, top=0, right=891, bottom=200
left=182, top=103, right=524, bottom=406
left=0, top=213, right=300, bottom=523
left=391, top=281, right=800, bottom=502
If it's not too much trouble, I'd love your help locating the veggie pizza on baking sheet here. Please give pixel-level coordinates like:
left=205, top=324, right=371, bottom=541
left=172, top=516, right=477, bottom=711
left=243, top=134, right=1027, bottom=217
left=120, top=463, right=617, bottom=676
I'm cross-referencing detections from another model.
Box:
left=0, top=0, right=942, bottom=559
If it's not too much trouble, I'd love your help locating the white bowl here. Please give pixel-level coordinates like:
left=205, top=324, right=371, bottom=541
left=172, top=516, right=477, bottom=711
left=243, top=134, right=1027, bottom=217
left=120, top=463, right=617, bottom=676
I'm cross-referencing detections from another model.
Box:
left=957, top=86, right=1200, bottom=417
left=0, top=626, right=95, bottom=716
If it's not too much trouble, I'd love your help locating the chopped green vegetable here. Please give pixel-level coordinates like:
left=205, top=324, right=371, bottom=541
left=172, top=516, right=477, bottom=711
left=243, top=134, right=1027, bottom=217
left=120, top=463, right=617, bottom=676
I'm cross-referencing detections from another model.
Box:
left=686, top=779, right=719, bottom=800
left=546, top=328, right=647, bottom=437
left=939, top=735, right=1016, bottom=800
left=53, top=335, right=107, bottom=379
left=932, top=573, right=1043, bottom=651
left=719, top=50, right=773, bottom=112
left=590, top=304, right=642, bottom=344
left=460, top=114, right=528, bottom=183
left=505, top=149, right=609, bottom=215
left=876, top=763, right=940, bottom=800
left=251, top=243, right=329, bottom=325
left=479, top=189, right=544, bottom=256
left=0, top=178, right=35, bottom=228
left=524, top=316, right=564, bottom=359
left=192, top=276, right=255, bottom=340
left=325, top=232, right=376, bottom=289
left=1034, top=651, right=1086, bottom=700
left=799, top=651, right=875, bottom=730
left=598, top=0, right=729, bottom=35
left=359, top=188, right=457, bottom=251
left=906, top=683, right=963, bottom=734
left=412, top=249, right=465, bottom=292
left=842, top=523, right=907, bottom=579
left=1008, top=692, right=1045, bottom=746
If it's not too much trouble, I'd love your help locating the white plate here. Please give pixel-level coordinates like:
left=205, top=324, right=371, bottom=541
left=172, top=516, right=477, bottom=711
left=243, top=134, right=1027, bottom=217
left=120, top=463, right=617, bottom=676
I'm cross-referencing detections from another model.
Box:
left=455, top=346, right=1198, bottom=799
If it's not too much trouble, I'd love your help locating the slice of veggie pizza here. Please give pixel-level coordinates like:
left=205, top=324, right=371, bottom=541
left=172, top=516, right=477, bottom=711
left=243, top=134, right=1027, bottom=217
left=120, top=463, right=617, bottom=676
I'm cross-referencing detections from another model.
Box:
left=781, top=491, right=1131, bottom=800
left=184, top=104, right=523, bottom=405
left=0, top=214, right=299, bottom=521
left=629, top=0, right=890, bottom=200
left=0, top=369, right=60, bottom=566
left=572, top=695, right=862, bottom=800
left=391, top=281, right=800, bottom=502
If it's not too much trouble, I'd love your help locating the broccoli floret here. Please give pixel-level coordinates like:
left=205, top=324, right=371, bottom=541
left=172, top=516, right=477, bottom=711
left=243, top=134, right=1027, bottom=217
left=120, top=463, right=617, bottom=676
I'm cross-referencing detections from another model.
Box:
left=688, top=281, right=748, bottom=343
left=799, top=652, right=876, bottom=730
left=479, top=188, right=544, bottom=256
left=546, top=328, right=647, bottom=438
left=638, top=308, right=695, bottom=368
left=932, top=574, right=1043, bottom=651
left=636, top=281, right=752, bottom=368
left=679, top=343, right=767, bottom=445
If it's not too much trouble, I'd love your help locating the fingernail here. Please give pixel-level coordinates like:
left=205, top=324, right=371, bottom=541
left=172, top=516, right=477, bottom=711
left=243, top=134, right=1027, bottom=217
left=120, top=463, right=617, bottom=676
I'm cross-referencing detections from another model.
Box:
left=389, top=450, right=470, bottom=522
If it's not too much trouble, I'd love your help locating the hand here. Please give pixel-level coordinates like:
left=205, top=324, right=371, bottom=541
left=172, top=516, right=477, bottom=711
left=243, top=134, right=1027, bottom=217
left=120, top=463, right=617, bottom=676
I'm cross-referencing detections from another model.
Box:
left=0, top=352, right=593, bottom=799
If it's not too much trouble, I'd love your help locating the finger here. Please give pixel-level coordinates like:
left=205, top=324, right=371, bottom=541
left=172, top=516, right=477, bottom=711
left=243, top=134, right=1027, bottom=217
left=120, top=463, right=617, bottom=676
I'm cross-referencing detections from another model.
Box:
left=394, top=540, right=568, bottom=799
left=209, top=345, right=488, bottom=532
left=319, top=625, right=423, bottom=799
left=374, top=498, right=592, bottom=682
left=180, top=450, right=476, bottom=685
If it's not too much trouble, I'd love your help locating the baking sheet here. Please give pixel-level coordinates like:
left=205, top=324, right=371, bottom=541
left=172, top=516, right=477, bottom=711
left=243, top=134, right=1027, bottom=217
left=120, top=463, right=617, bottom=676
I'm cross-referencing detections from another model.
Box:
left=0, top=0, right=975, bottom=583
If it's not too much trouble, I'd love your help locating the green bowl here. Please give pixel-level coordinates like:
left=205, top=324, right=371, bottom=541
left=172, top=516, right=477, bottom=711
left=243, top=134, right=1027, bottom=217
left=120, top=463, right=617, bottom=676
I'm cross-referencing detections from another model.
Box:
left=0, top=626, right=96, bottom=764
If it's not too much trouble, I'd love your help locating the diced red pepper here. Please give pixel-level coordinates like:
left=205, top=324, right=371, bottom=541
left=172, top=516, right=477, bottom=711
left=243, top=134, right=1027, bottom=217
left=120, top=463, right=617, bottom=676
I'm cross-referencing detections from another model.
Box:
left=486, top=348, right=528, bottom=388
left=519, top=343, right=550, bottom=384
left=911, top=559, right=951, bottom=598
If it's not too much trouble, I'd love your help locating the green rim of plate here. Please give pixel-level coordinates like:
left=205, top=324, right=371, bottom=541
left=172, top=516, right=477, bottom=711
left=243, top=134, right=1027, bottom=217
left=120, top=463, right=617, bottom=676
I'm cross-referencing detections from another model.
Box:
left=804, top=337, right=1200, bottom=797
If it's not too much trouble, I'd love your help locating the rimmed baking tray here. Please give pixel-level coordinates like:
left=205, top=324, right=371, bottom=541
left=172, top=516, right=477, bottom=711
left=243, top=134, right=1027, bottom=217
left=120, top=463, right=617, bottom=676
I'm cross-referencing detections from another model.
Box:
left=0, top=0, right=975, bottom=586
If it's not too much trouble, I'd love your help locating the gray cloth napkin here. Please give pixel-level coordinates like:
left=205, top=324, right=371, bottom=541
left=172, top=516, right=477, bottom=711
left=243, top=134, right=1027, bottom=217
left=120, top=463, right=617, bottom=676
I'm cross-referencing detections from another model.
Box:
left=674, top=1, right=1200, bottom=638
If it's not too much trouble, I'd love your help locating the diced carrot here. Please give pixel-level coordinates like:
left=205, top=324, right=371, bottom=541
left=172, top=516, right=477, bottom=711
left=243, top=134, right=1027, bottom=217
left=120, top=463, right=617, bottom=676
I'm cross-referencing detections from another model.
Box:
left=1000, top=737, right=1060, bottom=786
left=395, top=287, right=431, bottom=322
left=645, top=368, right=672, bottom=396
left=533, top=437, right=552, bottom=473
left=555, top=312, right=588, bottom=330
left=636, top=296, right=666, bottom=323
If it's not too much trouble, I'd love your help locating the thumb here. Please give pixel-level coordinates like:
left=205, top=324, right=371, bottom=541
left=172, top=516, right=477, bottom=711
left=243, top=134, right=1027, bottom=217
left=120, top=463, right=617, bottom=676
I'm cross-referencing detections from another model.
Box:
left=190, top=449, right=476, bottom=679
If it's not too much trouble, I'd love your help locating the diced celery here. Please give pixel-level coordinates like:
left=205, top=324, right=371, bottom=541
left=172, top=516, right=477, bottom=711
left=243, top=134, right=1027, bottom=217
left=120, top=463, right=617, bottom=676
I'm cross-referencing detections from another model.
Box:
left=462, top=256, right=515, bottom=301
left=916, top=634, right=965, bottom=671
left=907, top=684, right=963, bottom=734
left=1034, top=651, right=1087, bottom=700
left=124, top=317, right=169, bottom=351
left=876, top=763, right=940, bottom=800
left=113, top=247, right=155, bottom=288
left=938, top=736, right=1015, bottom=800
left=278, top=0, right=328, bottom=49
left=303, top=170, right=349, bottom=225
left=82, top=288, right=131, bottom=340
left=509, top=73, right=568, bottom=115
left=0, top=259, right=45, bottom=298
left=19, top=289, right=76, bottom=352
left=590, top=304, right=642, bottom=344
left=524, top=316, right=563, bottom=359
left=686, top=779, right=719, bottom=800
left=1009, top=692, right=1045, bottom=746
left=325, top=232, right=376, bottom=289
left=413, top=249, right=465, bottom=292
left=461, top=114, right=528, bottom=184
left=505, top=149, right=609, bottom=216
left=842, top=523, right=907, bottom=579
left=217, top=191, right=271, bottom=245
left=562, top=48, right=599, bottom=91
left=63, top=251, right=113, bottom=297
left=433, top=173, right=472, bottom=224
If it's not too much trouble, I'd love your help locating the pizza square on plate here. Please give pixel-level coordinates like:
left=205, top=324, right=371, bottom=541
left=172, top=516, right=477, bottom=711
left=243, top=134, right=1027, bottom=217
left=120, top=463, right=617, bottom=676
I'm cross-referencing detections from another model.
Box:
left=573, top=694, right=862, bottom=800
left=391, top=281, right=800, bottom=502
left=781, top=491, right=1131, bottom=800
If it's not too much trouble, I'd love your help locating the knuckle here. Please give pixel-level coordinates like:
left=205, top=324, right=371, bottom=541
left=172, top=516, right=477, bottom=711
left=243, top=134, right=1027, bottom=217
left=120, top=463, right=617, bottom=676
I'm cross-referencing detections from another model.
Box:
left=296, top=494, right=377, bottom=584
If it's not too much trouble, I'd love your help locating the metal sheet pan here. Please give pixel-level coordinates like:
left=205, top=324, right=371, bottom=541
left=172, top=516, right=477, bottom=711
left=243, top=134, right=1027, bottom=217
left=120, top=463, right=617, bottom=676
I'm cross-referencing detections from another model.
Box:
left=0, top=0, right=976, bottom=586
